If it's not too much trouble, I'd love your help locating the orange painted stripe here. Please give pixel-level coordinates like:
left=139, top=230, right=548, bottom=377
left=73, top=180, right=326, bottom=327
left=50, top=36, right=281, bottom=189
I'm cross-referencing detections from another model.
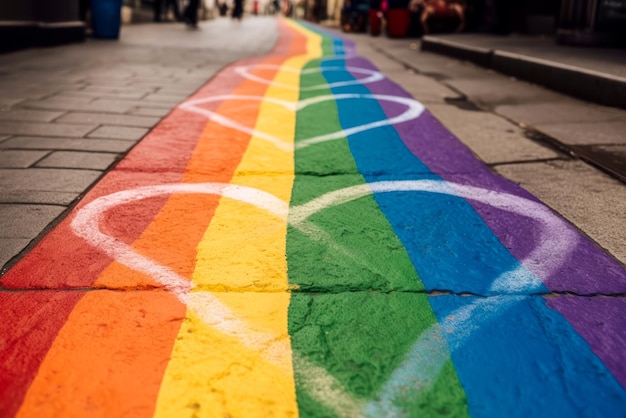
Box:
left=14, top=22, right=307, bottom=418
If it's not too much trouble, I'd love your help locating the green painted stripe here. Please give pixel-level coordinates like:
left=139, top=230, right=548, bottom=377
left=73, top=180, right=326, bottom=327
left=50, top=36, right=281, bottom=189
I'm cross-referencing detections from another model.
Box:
left=289, top=60, right=423, bottom=292
left=287, top=43, right=469, bottom=416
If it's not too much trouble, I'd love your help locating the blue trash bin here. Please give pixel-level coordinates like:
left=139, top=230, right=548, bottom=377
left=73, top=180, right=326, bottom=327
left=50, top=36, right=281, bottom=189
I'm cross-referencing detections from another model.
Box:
left=91, top=0, right=123, bottom=39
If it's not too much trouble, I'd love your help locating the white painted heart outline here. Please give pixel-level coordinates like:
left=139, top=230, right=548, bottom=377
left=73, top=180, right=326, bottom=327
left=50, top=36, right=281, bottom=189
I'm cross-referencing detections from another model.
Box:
left=178, top=94, right=425, bottom=151
left=234, top=64, right=385, bottom=91
left=71, top=180, right=576, bottom=415
left=72, top=180, right=575, bottom=298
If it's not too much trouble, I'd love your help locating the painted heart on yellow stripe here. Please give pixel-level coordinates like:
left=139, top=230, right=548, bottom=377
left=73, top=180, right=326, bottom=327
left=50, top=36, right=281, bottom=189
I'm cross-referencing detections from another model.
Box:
left=178, top=93, right=425, bottom=151
left=234, top=64, right=385, bottom=90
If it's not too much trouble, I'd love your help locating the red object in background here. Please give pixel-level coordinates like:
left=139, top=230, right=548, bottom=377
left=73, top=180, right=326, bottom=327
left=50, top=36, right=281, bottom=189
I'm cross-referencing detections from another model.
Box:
left=253, top=0, right=259, bottom=14
left=369, top=10, right=381, bottom=36
left=428, top=0, right=457, bottom=18
left=386, top=8, right=409, bottom=37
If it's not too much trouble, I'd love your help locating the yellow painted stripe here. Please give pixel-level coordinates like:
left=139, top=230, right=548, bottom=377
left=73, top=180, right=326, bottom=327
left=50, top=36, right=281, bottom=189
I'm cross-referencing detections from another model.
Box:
left=153, top=22, right=323, bottom=418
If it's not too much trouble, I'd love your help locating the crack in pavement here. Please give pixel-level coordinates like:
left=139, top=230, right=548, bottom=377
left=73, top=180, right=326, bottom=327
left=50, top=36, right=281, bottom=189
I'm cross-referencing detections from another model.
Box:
left=1, top=285, right=623, bottom=298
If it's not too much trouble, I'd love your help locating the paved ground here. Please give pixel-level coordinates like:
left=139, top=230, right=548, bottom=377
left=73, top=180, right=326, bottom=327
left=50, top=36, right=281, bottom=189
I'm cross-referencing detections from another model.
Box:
left=0, top=17, right=625, bottom=418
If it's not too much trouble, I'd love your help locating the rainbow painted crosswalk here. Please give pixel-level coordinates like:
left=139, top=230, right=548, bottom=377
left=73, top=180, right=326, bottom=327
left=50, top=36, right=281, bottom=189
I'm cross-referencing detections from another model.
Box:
left=1, top=19, right=625, bottom=418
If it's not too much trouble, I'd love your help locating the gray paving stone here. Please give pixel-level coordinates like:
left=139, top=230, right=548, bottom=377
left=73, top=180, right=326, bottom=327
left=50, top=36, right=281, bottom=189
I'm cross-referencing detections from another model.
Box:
left=0, top=150, right=50, bottom=168
left=194, top=64, right=227, bottom=74
left=0, top=169, right=101, bottom=204
left=142, top=93, right=189, bottom=103
left=156, top=86, right=200, bottom=96
left=446, top=77, right=564, bottom=108
left=495, top=101, right=622, bottom=126
left=0, top=136, right=135, bottom=153
left=0, top=88, right=60, bottom=101
left=22, top=96, right=94, bottom=111
left=36, top=151, right=118, bottom=170
left=130, top=78, right=183, bottom=85
left=0, top=83, right=64, bottom=94
left=78, top=70, right=134, bottom=79
left=87, top=125, right=149, bottom=141
left=128, top=82, right=179, bottom=90
left=155, top=79, right=206, bottom=87
left=535, top=119, right=626, bottom=146
left=0, top=109, right=65, bottom=123
left=56, top=90, right=150, bottom=101
left=92, top=98, right=172, bottom=110
left=182, top=76, right=218, bottom=85
left=84, top=85, right=154, bottom=94
left=0, top=121, right=97, bottom=138
left=127, top=107, right=173, bottom=117
left=426, top=103, right=561, bottom=164
left=83, top=78, right=133, bottom=86
left=22, top=97, right=134, bottom=114
left=55, top=112, right=160, bottom=128
left=0, top=98, right=26, bottom=109
left=137, top=96, right=184, bottom=107
left=0, top=204, right=65, bottom=238
left=0, top=238, right=32, bottom=268
left=356, top=43, right=415, bottom=73
left=127, top=77, right=178, bottom=84
left=384, top=70, right=461, bottom=103
left=82, top=100, right=138, bottom=113
left=0, top=190, right=81, bottom=205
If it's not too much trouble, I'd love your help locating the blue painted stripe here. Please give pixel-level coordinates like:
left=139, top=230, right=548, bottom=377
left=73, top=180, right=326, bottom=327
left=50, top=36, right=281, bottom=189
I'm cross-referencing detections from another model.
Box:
left=428, top=295, right=626, bottom=417
left=315, top=36, right=626, bottom=416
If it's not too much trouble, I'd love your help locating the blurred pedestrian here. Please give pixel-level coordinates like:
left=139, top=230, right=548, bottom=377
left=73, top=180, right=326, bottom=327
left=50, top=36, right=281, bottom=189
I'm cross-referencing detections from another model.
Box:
left=408, top=0, right=425, bottom=36
left=232, top=0, right=244, bottom=20
left=219, top=1, right=229, bottom=15
left=283, top=0, right=293, bottom=16
left=154, top=0, right=182, bottom=22
left=272, top=0, right=280, bottom=14
left=420, top=0, right=464, bottom=33
left=79, top=0, right=90, bottom=22
left=183, top=0, right=201, bottom=28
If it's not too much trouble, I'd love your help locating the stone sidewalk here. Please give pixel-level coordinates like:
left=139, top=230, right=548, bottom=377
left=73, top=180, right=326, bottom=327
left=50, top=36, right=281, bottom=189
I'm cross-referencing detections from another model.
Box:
left=1, top=17, right=625, bottom=274
left=420, top=33, right=626, bottom=107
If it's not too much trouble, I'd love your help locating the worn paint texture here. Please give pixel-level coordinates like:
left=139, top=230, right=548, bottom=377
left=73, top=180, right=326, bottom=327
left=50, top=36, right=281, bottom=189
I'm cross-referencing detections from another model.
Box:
left=1, top=19, right=625, bottom=418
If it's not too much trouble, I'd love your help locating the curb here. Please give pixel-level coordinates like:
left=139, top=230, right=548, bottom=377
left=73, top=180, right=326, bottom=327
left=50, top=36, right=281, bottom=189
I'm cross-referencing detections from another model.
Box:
left=421, top=36, right=626, bottom=109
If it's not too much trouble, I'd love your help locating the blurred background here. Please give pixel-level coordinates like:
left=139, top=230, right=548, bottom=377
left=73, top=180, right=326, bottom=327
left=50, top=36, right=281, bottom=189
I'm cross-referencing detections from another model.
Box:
left=0, top=0, right=624, bottom=52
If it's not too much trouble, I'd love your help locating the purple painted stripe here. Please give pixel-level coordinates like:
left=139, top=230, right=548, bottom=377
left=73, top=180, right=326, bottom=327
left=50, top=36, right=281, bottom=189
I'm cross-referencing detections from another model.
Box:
left=546, top=296, right=626, bottom=389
